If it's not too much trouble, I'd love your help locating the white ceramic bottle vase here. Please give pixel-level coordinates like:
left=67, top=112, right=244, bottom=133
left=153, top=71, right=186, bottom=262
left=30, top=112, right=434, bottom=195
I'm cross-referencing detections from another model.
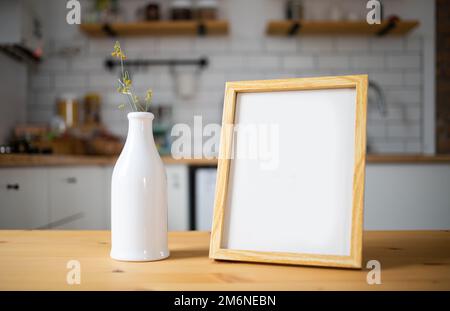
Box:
left=111, top=112, right=169, bottom=261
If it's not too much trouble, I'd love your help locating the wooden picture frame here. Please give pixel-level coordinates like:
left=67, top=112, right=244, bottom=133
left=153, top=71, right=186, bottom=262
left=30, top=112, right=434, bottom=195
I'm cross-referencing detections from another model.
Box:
left=209, top=75, right=368, bottom=268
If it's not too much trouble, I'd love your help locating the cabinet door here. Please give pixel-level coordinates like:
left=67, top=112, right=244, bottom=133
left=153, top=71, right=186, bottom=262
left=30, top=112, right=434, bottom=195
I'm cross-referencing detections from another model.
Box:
left=195, top=168, right=217, bottom=231
left=166, top=165, right=189, bottom=231
left=0, top=168, right=49, bottom=229
left=103, top=166, right=113, bottom=230
left=49, top=167, right=107, bottom=229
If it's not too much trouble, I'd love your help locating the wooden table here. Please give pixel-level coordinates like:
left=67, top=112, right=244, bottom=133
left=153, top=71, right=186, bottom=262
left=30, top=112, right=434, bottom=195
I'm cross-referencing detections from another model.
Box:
left=0, top=230, right=449, bottom=290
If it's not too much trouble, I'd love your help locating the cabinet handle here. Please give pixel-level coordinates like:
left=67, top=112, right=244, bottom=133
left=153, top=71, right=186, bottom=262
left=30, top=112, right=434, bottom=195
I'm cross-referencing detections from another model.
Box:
left=6, top=183, right=19, bottom=190
left=66, top=177, right=77, bottom=184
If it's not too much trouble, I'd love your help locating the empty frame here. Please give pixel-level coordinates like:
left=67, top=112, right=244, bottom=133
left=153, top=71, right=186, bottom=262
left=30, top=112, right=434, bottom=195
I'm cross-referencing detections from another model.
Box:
left=209, top=75, right=368, bottom=268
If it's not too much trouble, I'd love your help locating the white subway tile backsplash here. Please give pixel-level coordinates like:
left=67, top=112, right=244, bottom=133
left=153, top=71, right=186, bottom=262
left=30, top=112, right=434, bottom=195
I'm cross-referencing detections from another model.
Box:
left=31, top=74, right=52, bottom=91
left=243, top=55, right=280, bottom=69
left=336, top=37, right=370, bottom=52
left=54, top=73, right=87, bottom=89
left=128, top=72, right=161, bottom=90
left=194, top=38, right=231, bottom=53
left=70, top=56, right=107, bottom=73
left=122, top=38, right=160, bottom=55
left=264, top=70, right=301, bottom=79
left=26, top=1, right=426, bottom=154
left=387, top=124, right=421, bottom=138
left=298, top=37, right=335, bottom=53
left=210, top=55, right=244, bottom=70
left=370, top=37, right=404, bottom=51
left=88, top=39, right=117, bottom=55
left=387, top=54, right=421, bottom=69
left=38, top=58, right=68, bottom=73
left=385, top=89, right=422, bottom=105
left=403, top=72, right=422, bottom=86
left=282, top=55, right=315, bottom=70
left=369, top=72, right=404, bottom=87
left=405, top=37, right=422, bottom=52
left=224, top=71, right=266, bottom=82
left=230, top=39, right=264, bottom=52
left=199, top=72, right=227, bottom=90
left=369, top=141, right=406, bottom=153
left=351, top=55, right=385, bottom=70
left=405, top=140, right=422, bottom=153
left=29, top=92, right=57, bottom=107
left=317, top=56, right=350, bottom=69
left=367, top=122, right=387, bottom=138
left=264, top=38, right=297, bottom=53
left=404, top=106, right=422, bottom=121
left=50, top=38, right=88, bottom=57
left=26, top=107, right=53, bottom=124
left=160, top=38, right=194, bottom=53
left=88, top=73, right=117, bottom=90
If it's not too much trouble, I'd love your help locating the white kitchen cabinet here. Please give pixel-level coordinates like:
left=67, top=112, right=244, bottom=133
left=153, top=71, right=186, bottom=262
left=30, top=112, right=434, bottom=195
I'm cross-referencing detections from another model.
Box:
left=166, top=164, right=189, bottom=231
left=49, top=167, right=107, bottom=229
left=0, top=168, right=49, bottom=229
left=364, top=163, right=450, bottom=230
left=195, top=168, right=217, bottom=231
left=104, top=166, right=113, bottom=230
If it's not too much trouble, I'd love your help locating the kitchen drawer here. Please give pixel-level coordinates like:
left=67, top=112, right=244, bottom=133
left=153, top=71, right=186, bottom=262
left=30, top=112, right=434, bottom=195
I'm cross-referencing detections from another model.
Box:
left=0, top=168, right=49, bottom=229
left=49, top=167, right=107, bottom=229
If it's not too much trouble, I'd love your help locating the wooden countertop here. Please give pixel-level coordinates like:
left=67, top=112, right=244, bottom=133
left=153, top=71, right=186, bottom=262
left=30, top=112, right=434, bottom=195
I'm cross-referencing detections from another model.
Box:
left=0, top=154, right=217, bottom=167
left=1, top=153, right=450, bottom=167
left=0, top=230, right=448, bottom=290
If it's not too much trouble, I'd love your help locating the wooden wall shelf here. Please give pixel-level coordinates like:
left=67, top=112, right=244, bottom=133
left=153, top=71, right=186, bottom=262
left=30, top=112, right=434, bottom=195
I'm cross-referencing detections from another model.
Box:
left=266, top=20, right=419, bottom=36
left=80, top=21, right=229, bottom=37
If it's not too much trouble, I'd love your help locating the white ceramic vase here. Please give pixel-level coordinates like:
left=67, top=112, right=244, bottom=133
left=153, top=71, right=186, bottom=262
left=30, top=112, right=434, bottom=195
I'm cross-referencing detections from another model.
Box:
left=110, top=112, right=169, bottom=261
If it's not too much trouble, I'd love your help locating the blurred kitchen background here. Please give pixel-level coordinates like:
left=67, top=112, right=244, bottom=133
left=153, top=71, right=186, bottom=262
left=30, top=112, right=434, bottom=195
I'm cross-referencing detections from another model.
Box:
left=0, top=0, right=449, bottom=231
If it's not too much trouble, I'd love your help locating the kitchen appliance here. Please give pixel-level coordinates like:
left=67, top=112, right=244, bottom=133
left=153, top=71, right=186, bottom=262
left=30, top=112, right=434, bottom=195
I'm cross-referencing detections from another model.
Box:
left=0, top=0, right=43, bottom=63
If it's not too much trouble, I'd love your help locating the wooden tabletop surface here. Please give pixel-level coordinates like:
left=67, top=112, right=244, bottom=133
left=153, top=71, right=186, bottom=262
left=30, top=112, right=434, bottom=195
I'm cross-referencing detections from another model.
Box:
left=1, top=154, right=450, bottom=168
left=0, top=230, right=449, bottom=290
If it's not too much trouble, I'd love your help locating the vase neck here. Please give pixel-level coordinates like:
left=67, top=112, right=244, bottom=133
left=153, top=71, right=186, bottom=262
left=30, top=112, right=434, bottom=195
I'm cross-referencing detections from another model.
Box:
left=125, top=112, right=155, bottom=145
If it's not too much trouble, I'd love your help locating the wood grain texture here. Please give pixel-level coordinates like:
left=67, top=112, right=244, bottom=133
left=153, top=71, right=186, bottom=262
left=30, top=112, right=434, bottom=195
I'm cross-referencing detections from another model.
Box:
left=0, top=230, right=449, bottom=290
left=266, top=20, right=419, bottom=36
left=2, top=153, right=450, bottom=168
left=210, top=75, right=368, bottom=268
left=80, top=21, right=229, bottom=37
left=366, top=154, right=450, bottom=164
left=0, top=154, right=217, bottom=167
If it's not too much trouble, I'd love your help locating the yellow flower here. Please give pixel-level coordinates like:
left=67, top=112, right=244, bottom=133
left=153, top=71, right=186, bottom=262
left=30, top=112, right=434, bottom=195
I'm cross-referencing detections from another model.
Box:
left=111, top=41, right=126, bottom=60
left=145, top=89, right=153, bottom=103
left=123, top=71, right=132, bottom=86
left=117, top=85, right=130, bottom=95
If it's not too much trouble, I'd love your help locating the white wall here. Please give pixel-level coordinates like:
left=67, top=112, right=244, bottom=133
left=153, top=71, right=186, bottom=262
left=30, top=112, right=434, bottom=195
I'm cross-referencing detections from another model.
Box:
left=26, top=0, right=435, bottom=153
left=0, top=53, right=27, bottom=144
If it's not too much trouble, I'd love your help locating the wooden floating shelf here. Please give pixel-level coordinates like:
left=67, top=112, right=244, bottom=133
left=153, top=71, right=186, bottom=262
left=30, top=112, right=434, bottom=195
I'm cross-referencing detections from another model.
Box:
left=80, top=20, right=229, bottom=37
left=266, top=20, right=419, bottom=36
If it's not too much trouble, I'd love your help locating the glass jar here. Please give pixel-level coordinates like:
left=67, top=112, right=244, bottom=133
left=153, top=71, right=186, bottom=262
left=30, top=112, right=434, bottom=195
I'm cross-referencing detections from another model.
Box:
left=196, top=0, right=218, bottom=20
left=56, top=94, right=79, bottom=128
left=170, top=0, right=193, bottom=20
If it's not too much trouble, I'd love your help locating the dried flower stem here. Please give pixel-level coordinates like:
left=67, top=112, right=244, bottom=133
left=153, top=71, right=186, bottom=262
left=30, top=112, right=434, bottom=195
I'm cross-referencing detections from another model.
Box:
left=112, top=41, right=153, bottom=112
